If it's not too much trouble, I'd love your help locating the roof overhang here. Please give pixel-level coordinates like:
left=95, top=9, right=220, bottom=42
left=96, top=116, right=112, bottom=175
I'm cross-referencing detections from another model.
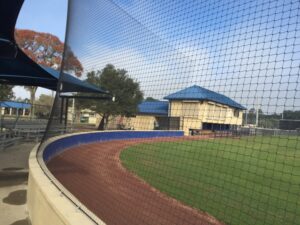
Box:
left=0, top=0, right=108, bottom=95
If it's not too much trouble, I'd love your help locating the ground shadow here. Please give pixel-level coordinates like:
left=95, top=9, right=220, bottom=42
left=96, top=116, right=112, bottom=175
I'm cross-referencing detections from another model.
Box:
left=2, top=167, right=24, bottom=171
left=9, top=218, right=30, bottom=225
left=0, top=178, right=27, bottom=188
left=2, top=189, right=27, bottom=205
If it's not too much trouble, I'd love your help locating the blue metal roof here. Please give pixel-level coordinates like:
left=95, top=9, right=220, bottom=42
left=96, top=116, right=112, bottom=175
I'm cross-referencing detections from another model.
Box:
left=164, top=85, right=246, bottom=110
left=0, top=101, right=31, bottom=109
left=138, top=101, right=169, bottom=115
left=42, top=66, right=108, bottom=93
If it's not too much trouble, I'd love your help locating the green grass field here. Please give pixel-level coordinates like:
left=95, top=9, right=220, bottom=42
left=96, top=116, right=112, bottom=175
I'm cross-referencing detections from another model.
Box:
left=120, top=136, right=300, bottom=225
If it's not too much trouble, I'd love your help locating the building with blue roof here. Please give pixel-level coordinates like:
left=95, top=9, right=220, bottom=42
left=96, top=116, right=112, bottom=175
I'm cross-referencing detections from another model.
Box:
left=138, top=101, right=169, bottom=116
left=0, top=101, right=31, bottom=117
left=164, top=85, right=246, bottom=110
left=130, top=85, right=246, bottom=135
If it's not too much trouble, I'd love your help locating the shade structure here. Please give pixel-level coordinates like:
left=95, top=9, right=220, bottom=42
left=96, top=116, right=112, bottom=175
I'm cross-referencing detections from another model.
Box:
left=0, top=101, right=31, bottom=109
left=0, top=51, right=57, bottom=90
left=0, top=0, right=107, bottom=94
left=0, top=52, right=107, bottom=94
left=42, top=67, right=108, bottom=94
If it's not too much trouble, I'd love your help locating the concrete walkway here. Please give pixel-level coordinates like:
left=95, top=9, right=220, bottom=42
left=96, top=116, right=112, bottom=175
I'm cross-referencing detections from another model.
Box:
left=0, top=143, right=35, bottom=225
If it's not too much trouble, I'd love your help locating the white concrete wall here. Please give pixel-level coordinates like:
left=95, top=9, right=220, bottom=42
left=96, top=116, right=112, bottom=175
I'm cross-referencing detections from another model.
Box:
left=27, top=139, right=106, bottom=225
left=130, top=115, right=157, bottom=130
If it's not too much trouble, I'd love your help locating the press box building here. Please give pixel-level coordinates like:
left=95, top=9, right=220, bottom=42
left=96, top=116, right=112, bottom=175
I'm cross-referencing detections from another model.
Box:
left=130, top=85, right=246, bottom=135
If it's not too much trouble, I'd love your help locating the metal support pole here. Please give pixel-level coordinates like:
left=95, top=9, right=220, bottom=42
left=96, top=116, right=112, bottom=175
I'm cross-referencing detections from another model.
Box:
left=256, top=108, right=259, bottom=127
left=0, top=107, right=2, bottom=132
left=72, top=98, right=75, bottom=124
left=60, top=97, right=64, bottom=124
left=64, top=98, right=69, bottom=128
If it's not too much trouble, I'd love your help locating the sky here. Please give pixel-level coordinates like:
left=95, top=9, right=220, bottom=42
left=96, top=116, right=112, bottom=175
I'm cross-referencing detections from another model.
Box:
left=13, top=0, right=300, bottom=113
left=62, top=0, right=299, bottom=113
left=14, top=0, right=68, bottom=99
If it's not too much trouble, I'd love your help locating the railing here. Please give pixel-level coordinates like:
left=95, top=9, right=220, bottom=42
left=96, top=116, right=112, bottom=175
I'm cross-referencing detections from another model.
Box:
left=240, top=127, right=300, bottom=136
left=0, top=130, right=23, bottom=150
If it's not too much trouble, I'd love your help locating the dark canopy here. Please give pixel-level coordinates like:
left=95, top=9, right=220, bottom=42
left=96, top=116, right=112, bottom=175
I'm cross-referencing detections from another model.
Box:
left=0, top=0, right=107, bottom=94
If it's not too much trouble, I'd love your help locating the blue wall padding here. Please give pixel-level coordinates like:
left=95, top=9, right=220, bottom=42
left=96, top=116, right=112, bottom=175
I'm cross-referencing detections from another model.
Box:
left=43, top=131, right=184, bottom=162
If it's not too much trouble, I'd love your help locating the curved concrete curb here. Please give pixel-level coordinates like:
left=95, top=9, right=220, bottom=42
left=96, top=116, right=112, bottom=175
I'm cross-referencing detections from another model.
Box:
left=27, top=130, right=183, bottom=225
left=27, top=135, right=106, bottom=225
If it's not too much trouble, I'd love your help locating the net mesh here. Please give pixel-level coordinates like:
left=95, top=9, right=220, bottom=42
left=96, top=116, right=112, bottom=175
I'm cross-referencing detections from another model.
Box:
left=43, top=0, right=300, bottom=224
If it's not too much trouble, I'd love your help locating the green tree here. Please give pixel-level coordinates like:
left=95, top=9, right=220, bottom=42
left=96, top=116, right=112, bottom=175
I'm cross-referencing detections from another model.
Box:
left=245, top=108, right=263, bottom=125
left=15, top=29, right=83, bottom=118
left=145, top=97, right=158, bottom=101
left=282, top=110, right=300, bottom=120
left=78, top=64, right=144, bottom=130
left=0, top=84, right=14, bottom=100
left=34, top=94, right=54, bottom=118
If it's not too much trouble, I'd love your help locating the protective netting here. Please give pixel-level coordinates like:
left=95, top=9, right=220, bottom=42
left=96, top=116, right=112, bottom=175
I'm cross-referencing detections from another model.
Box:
left=44, top=0, right=300, bottom=224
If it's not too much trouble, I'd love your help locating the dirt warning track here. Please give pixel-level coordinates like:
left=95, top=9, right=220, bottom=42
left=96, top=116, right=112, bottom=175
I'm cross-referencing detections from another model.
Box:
left=47, top=137, right=223, bottom=225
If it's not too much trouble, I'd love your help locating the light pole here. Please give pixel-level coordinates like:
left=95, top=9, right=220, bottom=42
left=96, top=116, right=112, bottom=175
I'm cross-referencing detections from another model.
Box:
left=255, top=97, right=262, bottom=128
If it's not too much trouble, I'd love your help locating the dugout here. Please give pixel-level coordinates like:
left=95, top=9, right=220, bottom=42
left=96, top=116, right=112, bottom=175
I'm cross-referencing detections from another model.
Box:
left=279, top=119, right=300, bottom=130
left=202, top=123, right=230, bottom=131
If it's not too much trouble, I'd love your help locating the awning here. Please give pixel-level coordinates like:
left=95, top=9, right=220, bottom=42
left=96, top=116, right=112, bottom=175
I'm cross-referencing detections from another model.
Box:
left=42, top=67, right=108, bottom=94
left=0, top=101, right=31, bottom=109
left=0, top=0, right=107, bottom=94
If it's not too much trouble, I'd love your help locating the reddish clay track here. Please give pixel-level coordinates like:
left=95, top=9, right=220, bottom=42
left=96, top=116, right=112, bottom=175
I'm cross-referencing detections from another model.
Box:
left=47, top=136, right=223, bottom=225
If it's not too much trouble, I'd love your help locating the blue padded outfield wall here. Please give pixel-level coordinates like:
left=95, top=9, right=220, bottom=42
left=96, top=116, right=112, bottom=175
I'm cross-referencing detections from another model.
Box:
left=43, top=131, right=184, bottom=162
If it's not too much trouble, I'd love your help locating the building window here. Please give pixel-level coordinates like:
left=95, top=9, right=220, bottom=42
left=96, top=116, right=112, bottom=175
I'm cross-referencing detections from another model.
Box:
left=206, top=103, right=214, bottom=120
left=206, top=103, right=220, bottom=120
left=220, top=107, right=227, bottom=120
left=182, top=102, right=199, bottom=118
left=234, top=109, right=239, bottom=117
left=206, top=103, right=227, bottom=121
left=214, top=105, right=222, bottom=120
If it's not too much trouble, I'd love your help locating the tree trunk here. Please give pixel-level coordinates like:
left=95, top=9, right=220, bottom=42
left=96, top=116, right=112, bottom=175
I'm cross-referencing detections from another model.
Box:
left=97, top=113, right=109, bottom=130
left=29, top=87, right=37, bottom=119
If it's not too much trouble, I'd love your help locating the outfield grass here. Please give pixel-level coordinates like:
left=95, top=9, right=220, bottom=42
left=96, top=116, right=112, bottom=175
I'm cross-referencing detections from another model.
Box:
left=120, top=136, right=300, bottom=225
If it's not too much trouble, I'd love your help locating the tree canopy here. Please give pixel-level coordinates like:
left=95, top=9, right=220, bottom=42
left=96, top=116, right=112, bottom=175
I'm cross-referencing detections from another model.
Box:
left=34, top=94, right=54, bottom=118
left=77, top=64, right=144, bottom=129
left=15, top=29, right=83, bottom=76
left=283, top=110, right=300, bottom=120
left=145, top=97, right=159, bottom=102
left=0, top=84, right=14, bottom=100
left=15, top=29, right=83, bottom=117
